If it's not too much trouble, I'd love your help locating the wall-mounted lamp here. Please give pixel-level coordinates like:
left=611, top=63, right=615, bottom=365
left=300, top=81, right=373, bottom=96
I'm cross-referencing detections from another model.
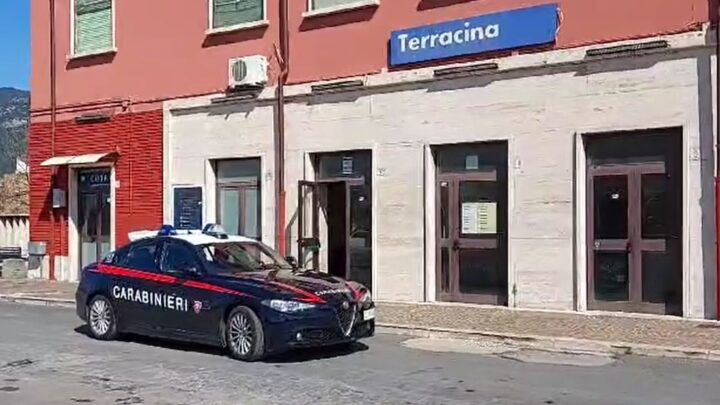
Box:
left=74, top=112, right=112, bottom=124
left=211, top=85, right=264, bottom=104
left=311, top=80, right=365, bottom=94
left=433, top=62, right=500, bottom=79
left=585, top=40, right=669, bottom=58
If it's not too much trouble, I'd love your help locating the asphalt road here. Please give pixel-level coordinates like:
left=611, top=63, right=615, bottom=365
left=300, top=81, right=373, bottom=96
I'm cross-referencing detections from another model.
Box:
left=0, top=303, right=719, bottom=405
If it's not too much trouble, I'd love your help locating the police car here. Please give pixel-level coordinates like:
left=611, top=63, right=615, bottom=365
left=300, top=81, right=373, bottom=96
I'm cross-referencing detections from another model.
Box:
left=75, top=224, right=375, bottom=361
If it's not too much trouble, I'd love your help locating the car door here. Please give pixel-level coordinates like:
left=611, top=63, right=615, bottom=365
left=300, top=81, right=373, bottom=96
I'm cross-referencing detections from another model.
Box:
left=111, top=239, right=164, bottom=332
left=159, top=239, right=221, bottom=342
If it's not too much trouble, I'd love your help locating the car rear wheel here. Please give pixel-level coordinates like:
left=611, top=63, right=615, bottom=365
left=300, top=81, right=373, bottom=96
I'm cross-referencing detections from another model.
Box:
left=87, top=295, right=118, bottom=341
left=226, top=306, right=265, bottom=362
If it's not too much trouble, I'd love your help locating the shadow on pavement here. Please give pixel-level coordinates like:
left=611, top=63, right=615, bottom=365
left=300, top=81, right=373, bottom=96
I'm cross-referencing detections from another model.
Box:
left=74, top=325, right=369, bottom=363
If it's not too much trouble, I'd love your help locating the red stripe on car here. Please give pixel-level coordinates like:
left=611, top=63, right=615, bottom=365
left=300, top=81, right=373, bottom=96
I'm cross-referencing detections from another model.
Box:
left=266, top=280, right=326, bottom=304
left=95, top=265, right=177, bottom=285
left=182, top=280, right=251, bottom=297
left=93, top=265, right=254, bottom=298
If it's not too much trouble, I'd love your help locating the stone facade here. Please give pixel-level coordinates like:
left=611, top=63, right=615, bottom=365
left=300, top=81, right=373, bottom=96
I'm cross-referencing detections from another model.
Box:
left=165, top=30, right=718, bottom=319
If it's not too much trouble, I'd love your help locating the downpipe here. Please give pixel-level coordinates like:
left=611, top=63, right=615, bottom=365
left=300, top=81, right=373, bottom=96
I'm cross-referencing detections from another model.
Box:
left=716, top=5, right=720, bottom=320
left=275, top=0, right=290, bottom=256
left=48, top=0, right=57, bottom=280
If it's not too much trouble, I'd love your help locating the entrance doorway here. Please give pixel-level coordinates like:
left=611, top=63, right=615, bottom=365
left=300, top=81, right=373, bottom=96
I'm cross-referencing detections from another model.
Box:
left=435, top=142, right=508, bottom=305
left=77, top=169, right=111, bottom=270
left=586, top=129, right=682, bottom=316
left=298, top=151, right=372, bottom=290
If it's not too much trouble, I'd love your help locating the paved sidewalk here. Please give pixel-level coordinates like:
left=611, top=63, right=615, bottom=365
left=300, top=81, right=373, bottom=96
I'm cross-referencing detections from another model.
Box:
left=378, top=302, right=720, bottom=358
left=3, top=279, right=720, bottom=360
left=0, top=279, right=76, bottom=302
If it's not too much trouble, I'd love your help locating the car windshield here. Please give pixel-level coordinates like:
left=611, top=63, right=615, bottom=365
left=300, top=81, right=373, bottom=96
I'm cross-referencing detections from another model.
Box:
left=201, top=241, right=292, bottom=274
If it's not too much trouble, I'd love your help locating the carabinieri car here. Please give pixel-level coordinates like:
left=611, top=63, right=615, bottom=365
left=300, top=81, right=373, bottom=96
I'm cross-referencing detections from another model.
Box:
left=75, top=224, right=375, bottom=361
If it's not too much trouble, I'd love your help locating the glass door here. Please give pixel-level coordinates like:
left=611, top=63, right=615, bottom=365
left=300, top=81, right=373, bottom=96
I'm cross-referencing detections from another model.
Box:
left=587, top=163, right=681, bottom=315
left=78, top=169, right=111, bottom=270
left=435, top=142, right=508, bottom=305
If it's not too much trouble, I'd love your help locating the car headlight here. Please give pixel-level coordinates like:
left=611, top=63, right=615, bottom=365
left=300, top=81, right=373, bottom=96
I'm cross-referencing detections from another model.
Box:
left=262, top=299, right=316, bottom=313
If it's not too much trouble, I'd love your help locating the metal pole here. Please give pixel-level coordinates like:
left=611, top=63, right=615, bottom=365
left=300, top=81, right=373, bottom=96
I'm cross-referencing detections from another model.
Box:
left=48, top=0, right=57, bottom=280
left=715, top=4, right=720, bottom=319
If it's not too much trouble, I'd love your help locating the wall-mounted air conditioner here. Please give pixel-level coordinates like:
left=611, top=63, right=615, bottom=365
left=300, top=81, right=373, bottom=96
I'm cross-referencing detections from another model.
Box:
left=228, top=55, right=268, bottom=89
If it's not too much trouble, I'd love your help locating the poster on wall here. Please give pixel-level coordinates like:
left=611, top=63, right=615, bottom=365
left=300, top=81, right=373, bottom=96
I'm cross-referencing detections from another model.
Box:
left=461, top=202, right=497, bottom=234
left=173, top=187, right=203, bottom=230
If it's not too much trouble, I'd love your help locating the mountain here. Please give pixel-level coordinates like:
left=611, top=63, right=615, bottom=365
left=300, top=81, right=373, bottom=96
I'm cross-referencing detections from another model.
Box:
left=0, top=88, right=29, bottom=175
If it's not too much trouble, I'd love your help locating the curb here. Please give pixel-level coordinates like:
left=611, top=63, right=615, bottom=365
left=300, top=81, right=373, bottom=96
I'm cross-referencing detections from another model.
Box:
left=0, top=294, right=75, bottom=309
left=377, top=323, right=720, bottom=362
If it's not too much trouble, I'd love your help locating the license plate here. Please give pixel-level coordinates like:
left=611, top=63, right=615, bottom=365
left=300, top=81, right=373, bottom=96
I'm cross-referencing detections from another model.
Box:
left=363, top=308, right=375, bottom=321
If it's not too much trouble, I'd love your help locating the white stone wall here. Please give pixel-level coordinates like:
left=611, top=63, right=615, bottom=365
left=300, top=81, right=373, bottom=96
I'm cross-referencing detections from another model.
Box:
left=165, top=30, right=717, bottom=318
left=165, top=102, right=277, bottom=245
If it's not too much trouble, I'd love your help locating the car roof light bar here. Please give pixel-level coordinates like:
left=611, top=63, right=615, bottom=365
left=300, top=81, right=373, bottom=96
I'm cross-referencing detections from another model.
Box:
left=202, top=223, right=229, bottom=239
left=158, top=224, right=178, bottom=236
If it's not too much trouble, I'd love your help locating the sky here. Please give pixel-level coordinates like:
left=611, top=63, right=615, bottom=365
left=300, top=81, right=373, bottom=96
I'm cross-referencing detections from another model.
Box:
left=0, top=0, right=30, bottom=90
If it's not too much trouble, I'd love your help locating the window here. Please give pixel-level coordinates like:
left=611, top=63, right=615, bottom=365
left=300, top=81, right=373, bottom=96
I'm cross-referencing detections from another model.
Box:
left=216, top=159, right=262, bottom=240
left=103, top=245, right=129, bottom=265
left=211, top=0, right=264, bottom=30
left=162, top=241, right=200, bottom=273
left=72, top=0, right=114, bottom=56
left=122, top=240, right=159, bottom=272
left=307, top=0, right=379, bottom=14
left=201, top=242, right=291, bottom=275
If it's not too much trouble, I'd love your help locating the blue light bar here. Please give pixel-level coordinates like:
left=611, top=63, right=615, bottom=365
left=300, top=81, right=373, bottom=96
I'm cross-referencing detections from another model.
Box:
left=158, top=224, right=178, bottom=236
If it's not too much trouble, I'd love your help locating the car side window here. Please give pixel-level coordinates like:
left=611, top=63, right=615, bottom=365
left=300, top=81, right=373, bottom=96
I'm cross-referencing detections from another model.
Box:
left=104, top=245, right=129, bottom=265
left=122, top=240, right=159, bottom=272
left=161, top=240, right=200, bottom=274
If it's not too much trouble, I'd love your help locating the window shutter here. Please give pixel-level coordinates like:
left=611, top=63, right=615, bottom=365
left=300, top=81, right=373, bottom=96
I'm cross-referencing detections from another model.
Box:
left=311, top=0, right=357, bottom=10
left=213, top=0, right=263, bottom=28
left=74, top=0, right=113, bottom=55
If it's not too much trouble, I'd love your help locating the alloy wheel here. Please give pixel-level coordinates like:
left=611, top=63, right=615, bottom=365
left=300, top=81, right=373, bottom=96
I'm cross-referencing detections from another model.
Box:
left=89, top=298, right=112, bottom=336
left=229, top=312, right=254, bottom=356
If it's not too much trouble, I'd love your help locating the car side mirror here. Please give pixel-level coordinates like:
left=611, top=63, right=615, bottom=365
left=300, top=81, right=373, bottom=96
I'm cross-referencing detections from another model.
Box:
left=285, top=256, right=298, bottom=268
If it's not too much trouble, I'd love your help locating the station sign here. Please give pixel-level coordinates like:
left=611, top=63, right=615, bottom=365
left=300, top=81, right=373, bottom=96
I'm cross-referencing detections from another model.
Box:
left=389, top=4, right=559, bottom=66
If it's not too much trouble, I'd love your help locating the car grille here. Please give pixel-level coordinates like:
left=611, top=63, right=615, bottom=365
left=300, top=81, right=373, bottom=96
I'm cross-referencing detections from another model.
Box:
left=335, top=303, right=356, bottom=337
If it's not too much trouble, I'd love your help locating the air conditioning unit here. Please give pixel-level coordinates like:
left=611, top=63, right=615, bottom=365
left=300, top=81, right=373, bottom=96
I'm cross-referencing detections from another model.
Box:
left=228, top=55, right=268, bottom=89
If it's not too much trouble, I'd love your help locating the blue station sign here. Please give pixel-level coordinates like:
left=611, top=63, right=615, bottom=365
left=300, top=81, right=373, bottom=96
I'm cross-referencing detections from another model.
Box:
left=389, top=4, right=559, bottom=66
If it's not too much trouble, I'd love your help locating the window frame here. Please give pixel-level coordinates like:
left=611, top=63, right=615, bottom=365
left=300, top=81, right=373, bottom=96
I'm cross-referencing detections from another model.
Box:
left=304, top=0, right=380, bottom=18
left=160, top=239, right=204, bottom=276
left=122, top=239, right=161, bottom=273
left=70, top=0, right=117, bottom=58
left=214, top=158, right=263, bottom=241
left=207, top=0, right=269, bottom=35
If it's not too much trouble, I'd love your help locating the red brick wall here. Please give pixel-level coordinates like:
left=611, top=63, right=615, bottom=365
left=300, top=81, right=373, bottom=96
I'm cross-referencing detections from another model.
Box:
left=28, top=110, right=164, bottom=257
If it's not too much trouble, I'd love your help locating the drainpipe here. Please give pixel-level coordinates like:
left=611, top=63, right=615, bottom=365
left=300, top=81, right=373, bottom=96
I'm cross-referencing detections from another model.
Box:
left=275, top=0, right=289, bottom=256
left=715, top=3, right=720, bottom=320
left=48, top=0, right=57, bottom=280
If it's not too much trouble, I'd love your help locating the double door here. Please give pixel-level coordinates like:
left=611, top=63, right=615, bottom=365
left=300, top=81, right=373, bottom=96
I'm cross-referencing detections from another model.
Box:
left=587, top=161, right=682, bottom=315
left=436, top=172, right=507, bottom=305
left=297, top=178, right=372, bottom=289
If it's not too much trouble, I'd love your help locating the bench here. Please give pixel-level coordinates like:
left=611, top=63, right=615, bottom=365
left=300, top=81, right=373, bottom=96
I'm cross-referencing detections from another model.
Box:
left=0, top=247, right=22, bottom=262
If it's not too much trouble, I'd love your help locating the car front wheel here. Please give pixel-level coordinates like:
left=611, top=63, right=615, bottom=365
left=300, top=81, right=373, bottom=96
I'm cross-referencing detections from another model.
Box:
left=87, top=295, right=119, bottom=341
left=226, top=306, right=265, bottom=362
